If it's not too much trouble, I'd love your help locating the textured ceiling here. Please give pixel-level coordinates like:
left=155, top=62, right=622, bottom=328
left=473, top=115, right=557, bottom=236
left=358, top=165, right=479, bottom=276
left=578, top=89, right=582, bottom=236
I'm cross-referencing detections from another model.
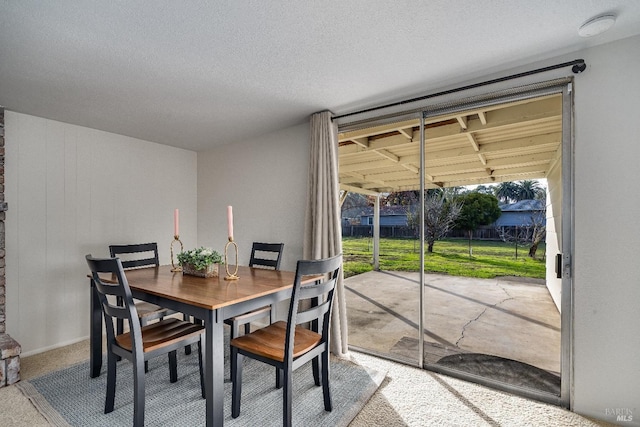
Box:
left=1, top=1, right=640, bottom=152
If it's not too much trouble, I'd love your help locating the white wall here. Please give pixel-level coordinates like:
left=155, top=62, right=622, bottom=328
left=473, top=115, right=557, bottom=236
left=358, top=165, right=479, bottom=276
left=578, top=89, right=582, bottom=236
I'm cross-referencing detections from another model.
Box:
left=196, top=122, right=310, bottom=318
left=5, top=112, right=198, bottom=355
left=570, top=35, right=640, bottom=423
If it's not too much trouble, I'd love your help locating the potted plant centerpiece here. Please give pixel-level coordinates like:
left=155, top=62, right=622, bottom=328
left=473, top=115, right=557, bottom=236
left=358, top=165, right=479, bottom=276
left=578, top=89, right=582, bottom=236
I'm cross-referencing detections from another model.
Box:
left=177, top=247, right=223, bottom=278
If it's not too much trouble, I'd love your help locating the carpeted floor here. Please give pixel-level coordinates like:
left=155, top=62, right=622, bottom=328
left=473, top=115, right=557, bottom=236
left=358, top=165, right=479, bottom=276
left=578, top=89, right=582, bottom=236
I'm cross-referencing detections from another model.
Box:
left=349, top=352, right=616, bottom=427
left=0, top=339, right=618, bottom=426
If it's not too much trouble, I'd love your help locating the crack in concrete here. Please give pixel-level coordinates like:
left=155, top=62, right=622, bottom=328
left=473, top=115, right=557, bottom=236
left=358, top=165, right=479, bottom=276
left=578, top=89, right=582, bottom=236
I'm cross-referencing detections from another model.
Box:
left=455, top=282, right=514, bottom=347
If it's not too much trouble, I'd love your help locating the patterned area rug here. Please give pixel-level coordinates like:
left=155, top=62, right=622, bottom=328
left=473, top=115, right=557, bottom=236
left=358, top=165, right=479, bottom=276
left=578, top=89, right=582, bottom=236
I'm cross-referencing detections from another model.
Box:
left=17, top=350, right=384, bottom=426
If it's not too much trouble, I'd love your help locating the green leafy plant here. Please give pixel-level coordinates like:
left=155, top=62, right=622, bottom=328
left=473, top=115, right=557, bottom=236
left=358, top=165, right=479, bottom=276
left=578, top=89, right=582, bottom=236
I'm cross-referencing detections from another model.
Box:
left=177, top=247, right=223, bottom=270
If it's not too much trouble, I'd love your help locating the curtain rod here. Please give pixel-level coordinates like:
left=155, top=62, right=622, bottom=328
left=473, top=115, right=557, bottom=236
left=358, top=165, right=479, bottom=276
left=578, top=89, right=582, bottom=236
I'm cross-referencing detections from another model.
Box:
left=332, top=58, right=586, bottom=121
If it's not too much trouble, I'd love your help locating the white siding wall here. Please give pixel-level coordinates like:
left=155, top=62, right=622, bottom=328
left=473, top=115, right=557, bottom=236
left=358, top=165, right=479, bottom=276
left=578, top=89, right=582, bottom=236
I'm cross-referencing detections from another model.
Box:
left=5, top=112, right=198, bottom=355
left=196, top=122, right=310, bottom=319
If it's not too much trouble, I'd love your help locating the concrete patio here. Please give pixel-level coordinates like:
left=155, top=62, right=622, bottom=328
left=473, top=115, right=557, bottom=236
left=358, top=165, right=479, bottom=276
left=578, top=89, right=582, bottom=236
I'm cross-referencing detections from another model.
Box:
left=345, top=271, right=561, bottom=375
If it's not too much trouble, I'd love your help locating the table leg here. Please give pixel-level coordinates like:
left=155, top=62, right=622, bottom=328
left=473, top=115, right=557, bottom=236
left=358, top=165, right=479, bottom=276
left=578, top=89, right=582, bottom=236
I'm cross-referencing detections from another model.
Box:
left=204, top=309, right=225, bottom=427
left=89, top=278, right=102, bottom=378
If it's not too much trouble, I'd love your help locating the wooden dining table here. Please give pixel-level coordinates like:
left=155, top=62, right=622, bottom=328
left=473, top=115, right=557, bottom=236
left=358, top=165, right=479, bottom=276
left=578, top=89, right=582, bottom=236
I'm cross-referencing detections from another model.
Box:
left=89, top=264, right=304, bottom=426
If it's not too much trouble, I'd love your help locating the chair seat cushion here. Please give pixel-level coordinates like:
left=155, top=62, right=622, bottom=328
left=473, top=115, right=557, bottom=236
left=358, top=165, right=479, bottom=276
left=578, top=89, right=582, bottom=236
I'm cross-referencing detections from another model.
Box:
left=230, top=320, right=321, bottom=362
left=116, top=318, right=204, bottom=353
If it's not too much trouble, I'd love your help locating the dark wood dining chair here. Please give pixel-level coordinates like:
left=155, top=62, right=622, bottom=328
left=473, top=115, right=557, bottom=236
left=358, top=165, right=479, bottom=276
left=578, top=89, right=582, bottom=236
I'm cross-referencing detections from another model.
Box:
left=85, top=255, right=205, bottom=427
left=224, top=242, right=285, bottom=338
left=110, top=243, right=186, bottom=366
left=230, top=254, right=342, bottom=427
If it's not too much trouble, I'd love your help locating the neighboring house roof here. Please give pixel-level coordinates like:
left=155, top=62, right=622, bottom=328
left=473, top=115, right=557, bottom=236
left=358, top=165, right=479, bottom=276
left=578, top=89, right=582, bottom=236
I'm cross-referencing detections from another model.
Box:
left=344, top=199, right=546, bottom=228
left=495, top=199, right=546, bottom=227
left=499, top=199, right=545, bottom=212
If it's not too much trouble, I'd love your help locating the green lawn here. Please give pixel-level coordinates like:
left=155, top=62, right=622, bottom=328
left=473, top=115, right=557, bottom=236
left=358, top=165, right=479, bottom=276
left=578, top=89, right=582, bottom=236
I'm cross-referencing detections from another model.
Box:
left=342, top=237, right=546, bottom=279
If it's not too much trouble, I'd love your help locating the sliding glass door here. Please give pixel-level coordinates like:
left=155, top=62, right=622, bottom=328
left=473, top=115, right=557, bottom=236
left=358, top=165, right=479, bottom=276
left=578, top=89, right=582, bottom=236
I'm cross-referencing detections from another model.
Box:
left=341, top=113, right=424, bottom=366
left=339, top=79, right=572, bottom=408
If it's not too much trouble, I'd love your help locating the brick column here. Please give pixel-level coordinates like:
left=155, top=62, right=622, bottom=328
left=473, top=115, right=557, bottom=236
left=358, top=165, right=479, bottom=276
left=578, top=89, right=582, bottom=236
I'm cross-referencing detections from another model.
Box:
left=0, top=107, right=21, bottom=387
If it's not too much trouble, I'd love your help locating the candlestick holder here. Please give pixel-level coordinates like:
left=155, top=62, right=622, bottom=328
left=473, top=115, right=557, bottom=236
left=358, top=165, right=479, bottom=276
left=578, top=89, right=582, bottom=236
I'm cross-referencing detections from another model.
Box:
left=170, top=235, right=184, bottom=272
left=224, top=237, right=239, bottom=280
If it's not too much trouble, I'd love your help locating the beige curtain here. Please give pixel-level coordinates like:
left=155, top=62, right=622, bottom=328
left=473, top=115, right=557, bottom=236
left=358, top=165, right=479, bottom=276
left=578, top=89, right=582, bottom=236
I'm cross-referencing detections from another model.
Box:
left=303, top=110, right=348, bottom=357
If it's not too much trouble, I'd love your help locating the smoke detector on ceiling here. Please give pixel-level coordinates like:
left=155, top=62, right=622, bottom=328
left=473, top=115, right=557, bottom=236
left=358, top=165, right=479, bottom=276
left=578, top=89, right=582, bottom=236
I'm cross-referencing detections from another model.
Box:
left=578, top=14, right=616, bottom=37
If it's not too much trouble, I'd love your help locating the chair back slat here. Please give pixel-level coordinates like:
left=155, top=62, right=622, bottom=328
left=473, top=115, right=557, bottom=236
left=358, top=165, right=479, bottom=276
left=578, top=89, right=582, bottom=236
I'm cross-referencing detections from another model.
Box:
left=284, top=254, right=342, bottom=362
left=119, top=257, right=158, bottom=269
left=295, top=278, right=336, bottom=325
left=249, top=258, right=279, bottom=269
left=249, top=242, right=284, bottom=270
left=102, top=301, right=131, bottom=321
left=298, top=278, right=336, bottom=300
left=109, top=243, right=159, bottom=270
left=295, top=299, right=331, bottom=325
left=93, top=276, right=125, bottom=297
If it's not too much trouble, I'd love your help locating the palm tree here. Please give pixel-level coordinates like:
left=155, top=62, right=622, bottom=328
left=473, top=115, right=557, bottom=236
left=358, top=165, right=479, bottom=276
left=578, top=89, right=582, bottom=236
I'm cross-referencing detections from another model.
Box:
left=493, top=182, right=519, bottom=203
left=516, top=180, right=543, bottom=201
